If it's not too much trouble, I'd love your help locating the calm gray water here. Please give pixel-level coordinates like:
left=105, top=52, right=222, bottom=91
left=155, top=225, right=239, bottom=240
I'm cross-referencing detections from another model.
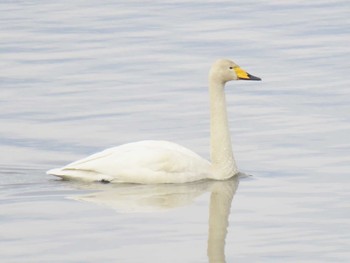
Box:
left=1, top=1, right=350, bottom=262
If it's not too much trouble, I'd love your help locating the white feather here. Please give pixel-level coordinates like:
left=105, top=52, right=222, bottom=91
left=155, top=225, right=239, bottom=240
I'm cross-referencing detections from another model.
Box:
left=48, top=140, right=211, bottom=184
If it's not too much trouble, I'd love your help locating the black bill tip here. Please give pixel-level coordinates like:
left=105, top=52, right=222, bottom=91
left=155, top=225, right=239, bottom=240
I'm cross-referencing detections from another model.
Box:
left=245, top=73, right=261, bottom=81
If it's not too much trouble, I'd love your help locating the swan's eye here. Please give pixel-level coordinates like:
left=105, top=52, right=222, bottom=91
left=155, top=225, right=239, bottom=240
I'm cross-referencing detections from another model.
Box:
left=229, top=67, right=233, bottom=69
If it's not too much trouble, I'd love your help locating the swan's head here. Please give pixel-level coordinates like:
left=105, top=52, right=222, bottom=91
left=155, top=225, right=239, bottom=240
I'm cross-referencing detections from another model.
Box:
left=209, top=59, right=261, bottom=84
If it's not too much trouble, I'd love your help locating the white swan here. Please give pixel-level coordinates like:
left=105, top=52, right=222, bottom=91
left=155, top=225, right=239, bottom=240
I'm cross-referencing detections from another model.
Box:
left=47, top=59, right=261, bottom=184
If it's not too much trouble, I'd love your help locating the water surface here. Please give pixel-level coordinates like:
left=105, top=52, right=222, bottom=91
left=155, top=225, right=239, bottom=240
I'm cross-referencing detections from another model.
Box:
left=1, top=1, right=350, bottom=262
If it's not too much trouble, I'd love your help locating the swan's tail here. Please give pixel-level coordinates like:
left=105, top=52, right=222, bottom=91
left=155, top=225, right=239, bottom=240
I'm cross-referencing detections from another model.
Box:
left=47, top=168, right=113, bottom=183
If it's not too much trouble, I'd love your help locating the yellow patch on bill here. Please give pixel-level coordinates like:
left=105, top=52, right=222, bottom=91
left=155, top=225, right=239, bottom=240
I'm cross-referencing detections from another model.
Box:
left=234, top=67, right=249, bottom=79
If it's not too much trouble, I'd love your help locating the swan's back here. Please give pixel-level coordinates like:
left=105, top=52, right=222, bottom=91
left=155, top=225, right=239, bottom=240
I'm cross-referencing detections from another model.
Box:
left=48, top=140, right=211, bottom=184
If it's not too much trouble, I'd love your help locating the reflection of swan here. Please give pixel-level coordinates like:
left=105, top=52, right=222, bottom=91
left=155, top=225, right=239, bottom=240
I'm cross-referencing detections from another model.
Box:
left=69, top=180, right=212, bottom=212
left=47, top=59, right=260, bottom=184
left=70, top=176, right=239, bottom=262
left=208, top=178, right=239, bottom=263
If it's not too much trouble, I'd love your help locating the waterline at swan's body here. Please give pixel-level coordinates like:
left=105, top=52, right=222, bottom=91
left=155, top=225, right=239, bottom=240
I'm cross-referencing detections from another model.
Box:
left=47, top=59, right=261, bottom=184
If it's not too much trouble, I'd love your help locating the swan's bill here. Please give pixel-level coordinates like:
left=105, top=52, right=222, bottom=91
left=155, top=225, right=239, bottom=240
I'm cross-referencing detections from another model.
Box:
left=234, top=67, right=261, bottom=81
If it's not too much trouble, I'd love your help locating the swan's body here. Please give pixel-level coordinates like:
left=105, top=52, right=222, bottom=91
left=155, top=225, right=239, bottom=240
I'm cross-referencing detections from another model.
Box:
left=48, top=140, right=211, bottom=184
left=47, top=59, right=260, bottom=184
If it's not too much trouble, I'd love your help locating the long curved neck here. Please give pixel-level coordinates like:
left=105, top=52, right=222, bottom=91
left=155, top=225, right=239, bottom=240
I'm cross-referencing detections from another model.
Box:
left=209, top=78, right=238, bottom=179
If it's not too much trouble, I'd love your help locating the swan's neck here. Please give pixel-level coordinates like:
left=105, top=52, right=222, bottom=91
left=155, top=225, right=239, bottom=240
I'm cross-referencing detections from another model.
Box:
left=209, top=79, right=238, bottom=179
